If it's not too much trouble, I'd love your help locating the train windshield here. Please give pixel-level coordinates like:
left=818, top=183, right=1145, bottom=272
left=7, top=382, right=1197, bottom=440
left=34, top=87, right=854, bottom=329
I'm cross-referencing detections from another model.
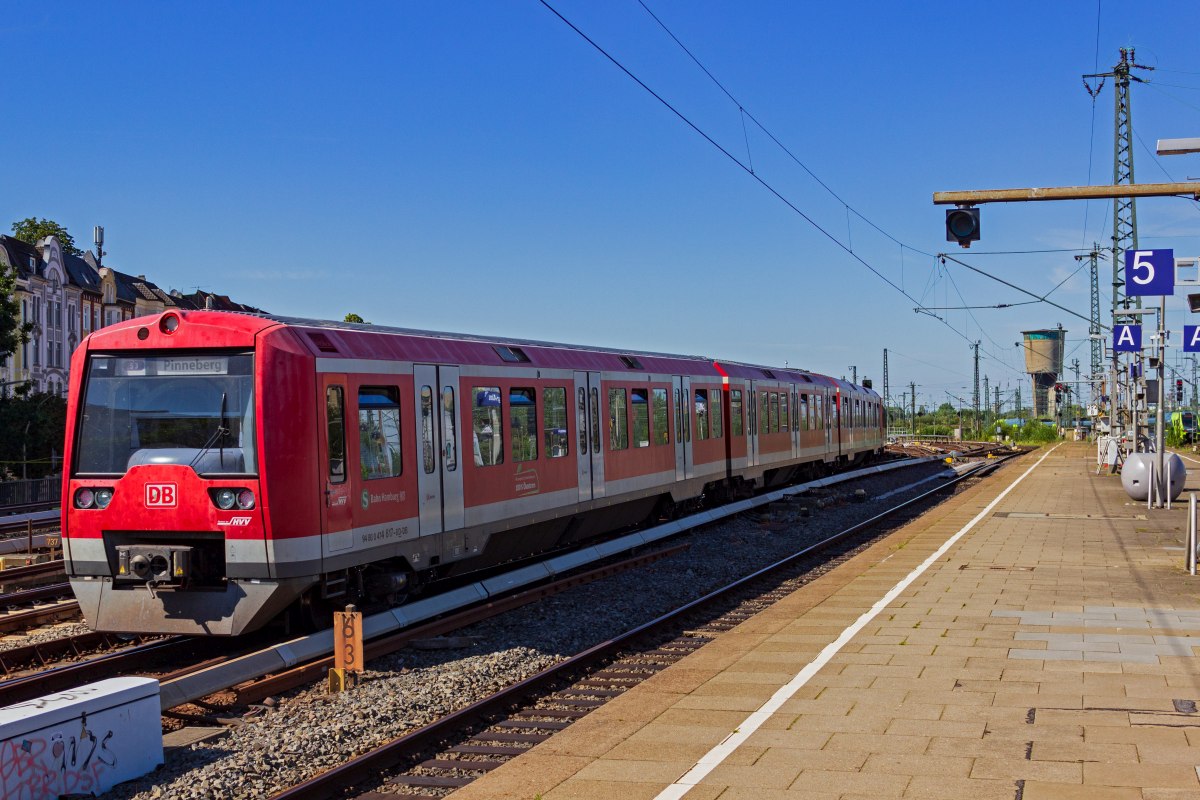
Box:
left=74, top=352, right=257, bottom=476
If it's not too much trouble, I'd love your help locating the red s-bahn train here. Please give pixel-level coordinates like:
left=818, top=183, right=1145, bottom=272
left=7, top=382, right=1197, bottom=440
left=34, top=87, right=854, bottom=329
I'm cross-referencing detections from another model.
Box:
left=61, top=311, right=884, bottom=635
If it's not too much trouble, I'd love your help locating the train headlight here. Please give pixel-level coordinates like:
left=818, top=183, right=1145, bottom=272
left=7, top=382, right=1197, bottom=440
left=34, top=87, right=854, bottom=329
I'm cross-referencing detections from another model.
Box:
left=94, top=489, right=113, bottom=509
left=216, top=489, right=237, bottom=510
left=236, top=489, right=255, bottom=510
left=160, top=314, right=180, bottom=334
left=75, top=488, right=95, bottom=509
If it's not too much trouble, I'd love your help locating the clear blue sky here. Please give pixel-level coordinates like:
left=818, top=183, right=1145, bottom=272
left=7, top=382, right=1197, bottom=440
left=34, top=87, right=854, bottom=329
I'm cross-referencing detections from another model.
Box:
left=6, top=1, right=1200, bottom=411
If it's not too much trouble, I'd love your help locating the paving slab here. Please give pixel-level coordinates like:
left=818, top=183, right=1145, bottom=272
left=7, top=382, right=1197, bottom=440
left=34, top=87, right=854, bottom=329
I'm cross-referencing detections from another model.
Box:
left=446, top=444, right=1200, bottom=799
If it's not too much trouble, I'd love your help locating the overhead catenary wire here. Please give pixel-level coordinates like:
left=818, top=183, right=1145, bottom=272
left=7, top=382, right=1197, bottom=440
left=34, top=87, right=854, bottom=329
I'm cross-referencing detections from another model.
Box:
left=633, top=0, right=938, bottom=260
left=939, top=253, right=1107, bottom=331
left=537, top=0, right=1007, bottom=362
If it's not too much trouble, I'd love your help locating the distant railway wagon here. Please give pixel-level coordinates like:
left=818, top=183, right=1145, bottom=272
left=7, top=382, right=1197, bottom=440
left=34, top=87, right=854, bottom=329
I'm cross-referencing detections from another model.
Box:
left=61, top=311, right=884, bottom=635
left=1170, top=411, right=1198, bottom=443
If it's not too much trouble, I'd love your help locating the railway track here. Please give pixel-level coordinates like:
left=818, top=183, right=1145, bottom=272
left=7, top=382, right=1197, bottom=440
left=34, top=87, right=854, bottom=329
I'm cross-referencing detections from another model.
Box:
left=262, top=452, right=1021, bottom=799
left=0, top=580, right=78, bottom=633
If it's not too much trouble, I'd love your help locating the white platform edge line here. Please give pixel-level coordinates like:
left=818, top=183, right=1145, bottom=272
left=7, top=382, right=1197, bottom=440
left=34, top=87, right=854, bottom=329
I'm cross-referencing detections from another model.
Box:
left=651, top=444, right=1060, bottom=800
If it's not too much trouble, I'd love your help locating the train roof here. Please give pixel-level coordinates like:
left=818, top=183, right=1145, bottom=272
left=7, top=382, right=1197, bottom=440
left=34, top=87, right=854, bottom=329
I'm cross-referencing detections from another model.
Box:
left=91, top=309, right=877, bottom=395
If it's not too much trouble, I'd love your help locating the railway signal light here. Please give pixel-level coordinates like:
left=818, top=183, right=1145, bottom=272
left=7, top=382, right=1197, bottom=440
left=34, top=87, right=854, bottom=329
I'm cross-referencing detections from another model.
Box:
left=1177, top=379, right=1184, bottom=403
left=946, top=206, right=980, bottom=248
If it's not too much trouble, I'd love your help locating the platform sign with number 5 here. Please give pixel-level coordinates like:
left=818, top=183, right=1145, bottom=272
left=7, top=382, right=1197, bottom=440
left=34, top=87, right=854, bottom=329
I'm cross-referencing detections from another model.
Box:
left=1124, top=248, right=1174, bottom=296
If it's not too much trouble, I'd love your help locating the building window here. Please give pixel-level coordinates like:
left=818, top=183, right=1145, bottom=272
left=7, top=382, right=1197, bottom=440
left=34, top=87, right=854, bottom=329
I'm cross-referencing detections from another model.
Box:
left=608, top=388, right=628, bottom=450
left=510, top=387, right=537, bottom=462
left=359, top=386, right=402, bottom=480
left=544, top=387, right=568, bottom=458
left=472, top=387, right=504, bottom=466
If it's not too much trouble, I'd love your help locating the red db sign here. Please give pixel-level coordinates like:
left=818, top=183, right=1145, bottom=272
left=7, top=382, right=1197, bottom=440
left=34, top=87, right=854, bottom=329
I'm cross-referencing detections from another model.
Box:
left=145, top=483, right=177, bottom=508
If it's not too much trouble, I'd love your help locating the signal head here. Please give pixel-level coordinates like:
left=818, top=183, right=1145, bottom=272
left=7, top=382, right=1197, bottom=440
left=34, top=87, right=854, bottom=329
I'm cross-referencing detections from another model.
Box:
left=946, top=206, right=981, bottom=248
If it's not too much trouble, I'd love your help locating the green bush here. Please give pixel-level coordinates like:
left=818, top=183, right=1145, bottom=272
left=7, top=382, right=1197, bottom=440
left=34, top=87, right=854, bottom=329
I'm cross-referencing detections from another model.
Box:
left=1165, top=427, right=1187, bottom=449
left=1017, top=421, right=1059, bottom=443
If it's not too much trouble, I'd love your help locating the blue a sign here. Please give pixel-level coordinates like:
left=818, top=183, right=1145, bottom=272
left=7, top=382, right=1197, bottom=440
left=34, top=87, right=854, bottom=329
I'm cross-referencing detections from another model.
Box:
left=1124, top=248, right=1175, bottom=296
left=1185, top=325, right=1200, bottom=353
left=1113, top=324, right=1142, bottom=353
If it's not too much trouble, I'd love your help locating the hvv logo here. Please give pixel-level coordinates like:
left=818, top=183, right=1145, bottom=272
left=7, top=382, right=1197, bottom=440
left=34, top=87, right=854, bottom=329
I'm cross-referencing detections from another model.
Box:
left=145, top=483, right=177, bottom=507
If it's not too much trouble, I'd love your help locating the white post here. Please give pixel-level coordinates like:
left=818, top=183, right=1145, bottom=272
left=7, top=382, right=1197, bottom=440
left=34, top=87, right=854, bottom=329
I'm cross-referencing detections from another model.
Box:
left=1168, top=459, right=1173, bottom=510
left=1189, top=493, right=1197, bottom=576
left=1148, top=461, right=1155, bottom=510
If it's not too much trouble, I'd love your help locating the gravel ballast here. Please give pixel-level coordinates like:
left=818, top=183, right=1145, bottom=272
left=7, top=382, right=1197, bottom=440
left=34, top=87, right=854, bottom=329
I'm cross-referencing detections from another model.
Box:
left=98, top=460, right=967, bottom=799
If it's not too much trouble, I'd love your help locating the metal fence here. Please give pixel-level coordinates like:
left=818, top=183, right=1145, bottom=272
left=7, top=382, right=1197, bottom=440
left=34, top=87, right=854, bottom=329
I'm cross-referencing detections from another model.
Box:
left=0, top=476, right=61, bottom=508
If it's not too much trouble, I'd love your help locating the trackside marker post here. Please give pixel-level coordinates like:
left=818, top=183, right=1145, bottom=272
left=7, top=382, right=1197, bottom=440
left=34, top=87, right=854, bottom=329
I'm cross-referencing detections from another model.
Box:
left=329, top=604, right=363, bottom=692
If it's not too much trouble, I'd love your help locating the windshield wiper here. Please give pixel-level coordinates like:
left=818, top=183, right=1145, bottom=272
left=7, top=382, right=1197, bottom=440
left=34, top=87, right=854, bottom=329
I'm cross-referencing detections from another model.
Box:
left=188, top=392, right=229, bottom=471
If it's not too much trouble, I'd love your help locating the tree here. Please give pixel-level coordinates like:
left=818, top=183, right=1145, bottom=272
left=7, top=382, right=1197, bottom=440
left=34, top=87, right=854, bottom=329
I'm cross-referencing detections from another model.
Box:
left=0, top=392, right=67, bottom=479
left=344, top=313, right=369, bottom=324
left=10, top=217, right=82, bottom=256
left=0, top=260, right=31, bottom=366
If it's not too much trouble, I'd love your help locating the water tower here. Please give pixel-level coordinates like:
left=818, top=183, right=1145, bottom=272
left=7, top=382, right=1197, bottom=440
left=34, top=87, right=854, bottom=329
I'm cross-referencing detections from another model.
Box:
left=1022, top=327, right=1066, bottom=419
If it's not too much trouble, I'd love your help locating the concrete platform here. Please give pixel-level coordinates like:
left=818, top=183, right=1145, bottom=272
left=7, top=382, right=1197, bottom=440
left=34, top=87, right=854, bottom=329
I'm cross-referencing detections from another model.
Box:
left=447, top=443, right=1200, bottom=800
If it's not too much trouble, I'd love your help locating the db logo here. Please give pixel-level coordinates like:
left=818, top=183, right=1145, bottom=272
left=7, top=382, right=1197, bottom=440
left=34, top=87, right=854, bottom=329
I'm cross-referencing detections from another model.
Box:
left=145, top=483, right=177, bottom=508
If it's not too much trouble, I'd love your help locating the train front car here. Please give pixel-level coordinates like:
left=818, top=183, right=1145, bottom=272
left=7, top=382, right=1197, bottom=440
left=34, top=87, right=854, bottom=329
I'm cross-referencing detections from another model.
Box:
left=62, top=310, right=313, bottom=635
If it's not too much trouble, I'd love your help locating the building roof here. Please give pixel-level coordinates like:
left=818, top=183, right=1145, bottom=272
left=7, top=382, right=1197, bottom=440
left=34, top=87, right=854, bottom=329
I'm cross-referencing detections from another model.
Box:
left=62, top=251, right=101, bottom=294
left=0, top=235, right=41, bottom=279
left=178, top=290, right=264, bottom=314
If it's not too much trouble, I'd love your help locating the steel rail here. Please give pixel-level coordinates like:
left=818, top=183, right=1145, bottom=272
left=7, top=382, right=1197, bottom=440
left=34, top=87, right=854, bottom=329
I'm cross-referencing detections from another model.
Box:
left=0, top=636, right=190, bottom=707
left=0, top=581, right=72, bottom=608
left=268, top=452, right=1022, bottom=800
left=0, top=599, right=80, bottom=634
left=0, top=559, right=65, bottom=583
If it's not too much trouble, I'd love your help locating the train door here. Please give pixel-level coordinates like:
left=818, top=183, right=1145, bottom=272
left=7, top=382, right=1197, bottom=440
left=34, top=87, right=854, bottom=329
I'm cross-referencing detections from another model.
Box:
left=574, top=371, right=605, bottom=501
left=413, top=365, right=465, bottom=537
left=823, top=390, right=833, bottom=453
left=320, top=374, right=353, bottom=555
left=790, top=385, right=800, bottom=458
left=834, top=390, right=843, bottom=457
left=673, top=376, right=694, bottom=480
left=747, top=380, right=760, bottom=467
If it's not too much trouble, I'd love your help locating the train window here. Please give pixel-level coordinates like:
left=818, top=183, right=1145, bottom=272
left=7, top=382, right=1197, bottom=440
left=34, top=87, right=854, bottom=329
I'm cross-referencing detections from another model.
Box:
left=359, top=386, right=402, bottom=480
left=731, top=389, right=743, bottom=436
left=653, top=388, right=669, bottom=445
left=442, top=387, right=457, bottom=471
left=780, top=393, right=789, bottom=433
left=682, top=389, right=690, bottom=442
left=590, top=387, right=601, bottom=453
left=631, top=389, right=650, bottom=447
left=711, top=390, right=723, bottom=438
left=694, top=390, right=709, bottom=440
left=792, top=392, right=799, bottom=431
left=472, top=387, right=504, bottom=467
left=511, top=387, right=538, bottom=462
left=674, top=388, right=682, bottom=442
left=544, top=388, right=568, bottom=458
left=577, top=388, right=588, bottom=455
left=748, top=391, right=756, bottom=435
left=421, top=386, right=436, bottom=474
left=609, top=389, right=629, bottom=450
left=799, top=393, right=808, bottom=431
left=758, top=392, right=768, bottom=435
left=327, top=386, right=346, bottom=484
left=769, top=392, right=780, bottom=434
